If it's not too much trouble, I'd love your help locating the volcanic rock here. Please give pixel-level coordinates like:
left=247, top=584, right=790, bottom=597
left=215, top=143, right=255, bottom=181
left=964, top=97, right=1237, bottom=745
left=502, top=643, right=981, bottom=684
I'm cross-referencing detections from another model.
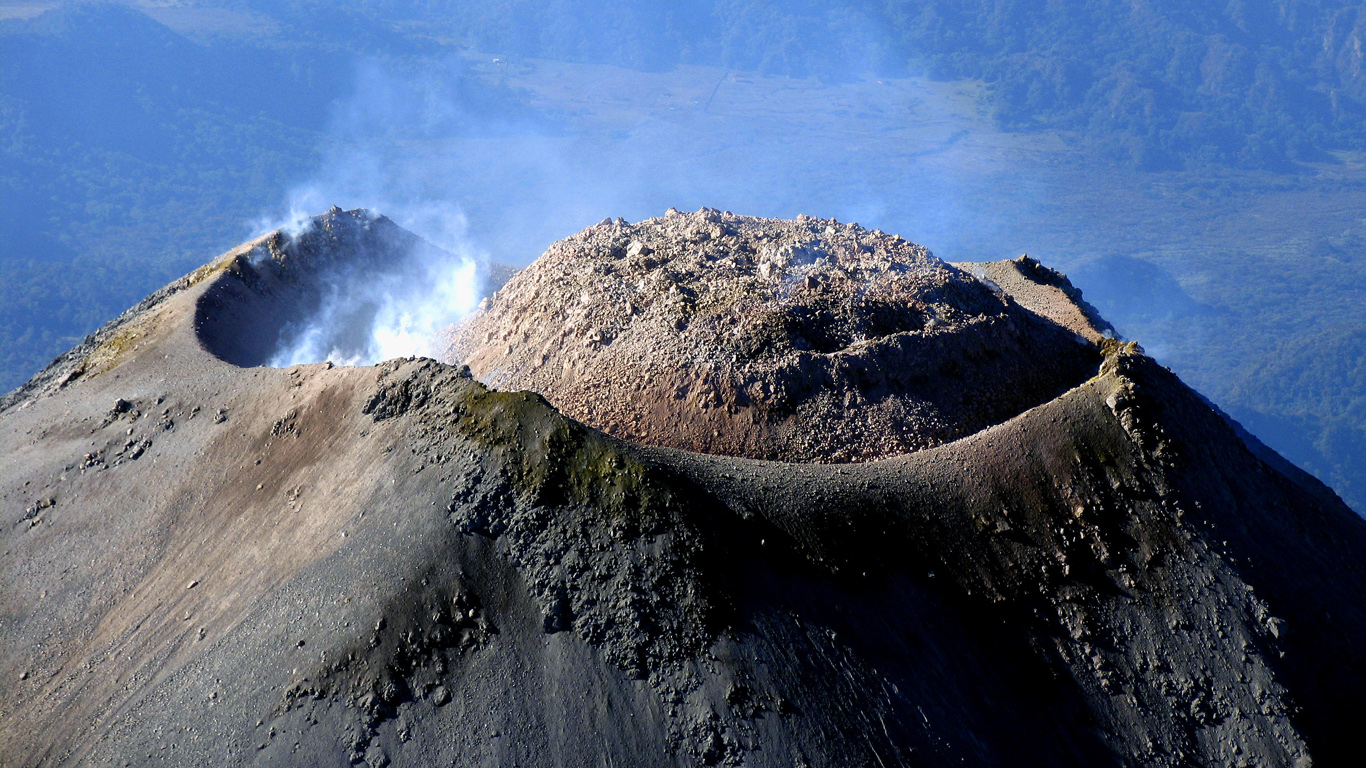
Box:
left=2, top=208, right=1365, bottom=768
left=446, top=209, right=1101, bottom=461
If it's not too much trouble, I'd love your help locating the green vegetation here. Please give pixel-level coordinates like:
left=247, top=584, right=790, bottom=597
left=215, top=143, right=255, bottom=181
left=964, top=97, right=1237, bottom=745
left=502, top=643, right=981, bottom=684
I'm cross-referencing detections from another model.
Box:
left=451, top=383, right=676, bottom=527
left=875, top=0, right=1366, bottom=169
left=1223, top=327, right=1366, bottom=511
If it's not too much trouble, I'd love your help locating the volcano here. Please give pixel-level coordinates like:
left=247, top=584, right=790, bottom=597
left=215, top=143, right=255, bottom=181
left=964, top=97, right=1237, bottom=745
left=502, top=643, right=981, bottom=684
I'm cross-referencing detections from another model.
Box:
left=3, top=207, right=1364, bottom=767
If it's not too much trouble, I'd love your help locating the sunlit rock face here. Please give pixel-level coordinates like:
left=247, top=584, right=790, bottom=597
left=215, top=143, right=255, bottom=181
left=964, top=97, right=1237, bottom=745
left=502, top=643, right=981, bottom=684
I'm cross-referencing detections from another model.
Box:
left=446, top=208, right=1101, bottom=462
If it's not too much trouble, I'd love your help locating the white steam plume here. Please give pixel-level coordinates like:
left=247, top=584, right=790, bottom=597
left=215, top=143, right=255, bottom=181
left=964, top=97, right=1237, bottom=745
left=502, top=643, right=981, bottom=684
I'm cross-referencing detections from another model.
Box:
left=252, top=59, right=493, bottom=368
left=253, top=49, right=1015, bottom=368
left=266, top=221, right=481, bottom=367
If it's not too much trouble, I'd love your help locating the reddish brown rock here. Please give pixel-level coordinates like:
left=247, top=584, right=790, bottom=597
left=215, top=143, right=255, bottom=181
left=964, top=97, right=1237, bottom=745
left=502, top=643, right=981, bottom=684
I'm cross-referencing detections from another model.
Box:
left=446, top=209, right=1102, bottom=461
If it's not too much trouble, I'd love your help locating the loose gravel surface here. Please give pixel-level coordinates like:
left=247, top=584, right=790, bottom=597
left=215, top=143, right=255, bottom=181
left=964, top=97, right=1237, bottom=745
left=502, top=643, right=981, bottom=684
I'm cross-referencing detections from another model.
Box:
left=446, top=208, right=1100, bottom=462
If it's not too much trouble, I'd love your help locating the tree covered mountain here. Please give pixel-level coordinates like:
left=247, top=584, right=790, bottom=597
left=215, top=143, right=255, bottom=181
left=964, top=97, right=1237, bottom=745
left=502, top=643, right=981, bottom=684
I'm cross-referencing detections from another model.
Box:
left=880, top=0, right=1366, bottom=168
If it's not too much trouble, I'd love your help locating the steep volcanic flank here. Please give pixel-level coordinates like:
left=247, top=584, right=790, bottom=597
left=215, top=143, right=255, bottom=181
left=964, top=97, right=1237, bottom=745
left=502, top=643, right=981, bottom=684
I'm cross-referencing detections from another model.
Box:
left=446, top=209, right=1104, bottom=461
left=4, top=208, right=1366, bottom=768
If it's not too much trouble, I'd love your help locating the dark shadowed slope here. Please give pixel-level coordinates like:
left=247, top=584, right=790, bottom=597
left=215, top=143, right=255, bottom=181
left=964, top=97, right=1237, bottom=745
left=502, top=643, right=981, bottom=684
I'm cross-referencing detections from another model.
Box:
left=2, top=209, right=1364, bottom=767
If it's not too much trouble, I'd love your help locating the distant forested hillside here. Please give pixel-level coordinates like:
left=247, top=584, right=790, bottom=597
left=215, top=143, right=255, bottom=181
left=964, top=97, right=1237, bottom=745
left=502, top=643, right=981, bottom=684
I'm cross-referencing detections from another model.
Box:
left=240, top=0, right=1366, bottom=169
left=878, top=0, right=1366, bottom=169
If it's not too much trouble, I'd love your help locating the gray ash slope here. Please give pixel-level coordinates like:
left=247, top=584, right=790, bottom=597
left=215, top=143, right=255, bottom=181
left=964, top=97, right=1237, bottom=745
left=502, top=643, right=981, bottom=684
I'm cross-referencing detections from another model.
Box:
left=2, top=208, right=1364, bottom=767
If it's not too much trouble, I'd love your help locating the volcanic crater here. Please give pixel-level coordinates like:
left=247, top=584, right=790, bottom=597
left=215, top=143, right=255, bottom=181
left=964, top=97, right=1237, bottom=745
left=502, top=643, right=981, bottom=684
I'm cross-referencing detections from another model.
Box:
left=4, top=207, right=1366, bottom=768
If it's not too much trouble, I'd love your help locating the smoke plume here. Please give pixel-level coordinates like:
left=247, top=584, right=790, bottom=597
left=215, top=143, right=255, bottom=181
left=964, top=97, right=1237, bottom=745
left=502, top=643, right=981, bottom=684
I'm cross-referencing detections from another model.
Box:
left=265, top=214, right=482, bottom=367
left=253, top=52, right=1017, bottom=368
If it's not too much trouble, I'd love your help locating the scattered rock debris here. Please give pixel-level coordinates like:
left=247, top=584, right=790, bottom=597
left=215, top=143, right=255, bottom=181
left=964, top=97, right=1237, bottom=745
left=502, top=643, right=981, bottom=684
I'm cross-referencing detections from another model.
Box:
left=447, top=209, right=1100, bottom=462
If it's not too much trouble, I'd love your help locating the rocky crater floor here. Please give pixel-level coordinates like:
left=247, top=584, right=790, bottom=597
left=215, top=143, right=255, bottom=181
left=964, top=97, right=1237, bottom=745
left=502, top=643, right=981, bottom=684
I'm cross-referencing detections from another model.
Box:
left=2, top=208, right=1364, bottom=768
left=446, top=209, right=1107, bottom=461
